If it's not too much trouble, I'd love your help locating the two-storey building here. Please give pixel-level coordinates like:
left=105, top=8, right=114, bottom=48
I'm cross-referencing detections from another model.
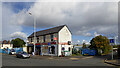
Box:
left=27, top=25, right=73, bottom=56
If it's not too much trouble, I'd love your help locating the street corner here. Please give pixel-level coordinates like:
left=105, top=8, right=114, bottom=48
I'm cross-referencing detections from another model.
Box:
left=104, top=59, right=120, bottom=66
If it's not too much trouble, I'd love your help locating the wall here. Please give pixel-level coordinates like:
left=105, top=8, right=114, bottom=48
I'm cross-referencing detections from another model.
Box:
left=23, top=47, right=27, bottom=52
left=58, top=26, right=72, bottom=43
left=58, top=44, right=73, bottom=56
left=45, top=35, right=51, bottom=43
left=57, top=26, right=72, bottom=56
left=28, top=33, right=58, bottom=44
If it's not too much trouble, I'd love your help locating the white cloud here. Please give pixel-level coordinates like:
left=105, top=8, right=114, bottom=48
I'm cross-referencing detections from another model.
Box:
left=76, top=30, right=92, bottom=37
left=82, top=40, right=90, bottom=45
left=25, top=2, right=118, bottom=36
left=2, top=2, right=118, bottom=40
left=94, top=32, right=100, bottom=37
left=77, top=40, right=80, bottom=43
left=82, top=40, right=85, bottom=43
left=2, top=5, right=23, bottom=40
left=10, top=32, right=27, bottom=39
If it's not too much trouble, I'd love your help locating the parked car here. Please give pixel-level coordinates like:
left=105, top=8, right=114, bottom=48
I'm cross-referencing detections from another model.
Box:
left=9, top=49, right=16, bottom=55
left=16, top=52, right=30, bottom=58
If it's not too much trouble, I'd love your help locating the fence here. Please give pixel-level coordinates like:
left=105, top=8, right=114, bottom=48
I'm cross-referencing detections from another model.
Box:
left=81, top=48, right=95, bottom=56
left=13, top=48, right=23, bottom=53
left=0, top=47, right=23, bottom=54
left=0, top=48, right=9, bottom=54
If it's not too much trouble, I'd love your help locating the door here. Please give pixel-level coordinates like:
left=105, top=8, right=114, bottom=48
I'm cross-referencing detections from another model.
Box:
left=51, top=46, right=55, bottom=54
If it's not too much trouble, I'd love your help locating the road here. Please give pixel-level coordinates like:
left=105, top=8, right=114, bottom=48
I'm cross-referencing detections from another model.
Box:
left=2, top=54, right=116, bottom=66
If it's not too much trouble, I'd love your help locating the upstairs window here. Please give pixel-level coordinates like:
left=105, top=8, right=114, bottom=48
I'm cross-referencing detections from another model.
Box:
left=43, top=35, right=46, bottom=42
left=37, top=37, right=39, bottom=43
left=31, top=38, right=33, bottom=42
left=51, top=34, right=54, bottom=41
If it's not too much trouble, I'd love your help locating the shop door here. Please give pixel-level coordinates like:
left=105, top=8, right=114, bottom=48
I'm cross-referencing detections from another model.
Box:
left=36, top=47, right=41, bottom=55
left=51, top=46, right=55, bottom=54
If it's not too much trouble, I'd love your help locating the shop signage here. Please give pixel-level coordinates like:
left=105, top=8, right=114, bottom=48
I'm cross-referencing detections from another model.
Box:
left=50, top=42, right=56, bottom=44
left=48, top=43, right=50, bottom=45
left=54, top=37, right=57, bottom=40
left=35, top=42, right=57, bottom=45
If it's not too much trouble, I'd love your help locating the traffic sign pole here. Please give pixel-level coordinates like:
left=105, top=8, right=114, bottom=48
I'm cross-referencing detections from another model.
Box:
left=112, top=46, right=113, bottom=60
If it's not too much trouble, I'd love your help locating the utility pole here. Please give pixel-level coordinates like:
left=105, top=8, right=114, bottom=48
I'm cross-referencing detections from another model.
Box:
left=29, top=12, right=36, bottom=55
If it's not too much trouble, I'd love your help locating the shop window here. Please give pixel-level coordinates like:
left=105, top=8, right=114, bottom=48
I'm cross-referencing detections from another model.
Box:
left=51, top=34, right=54, bottom=41
left=31, top=38, right=33, bottom=42
left=43, top=35, right=46, bottom=42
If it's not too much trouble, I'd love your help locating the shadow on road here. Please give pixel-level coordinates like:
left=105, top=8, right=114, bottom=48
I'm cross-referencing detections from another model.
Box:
left=93, top=52, right=119, bottom=60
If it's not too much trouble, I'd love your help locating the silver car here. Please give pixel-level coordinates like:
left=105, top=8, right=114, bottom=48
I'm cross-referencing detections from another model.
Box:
left=16, top=52, right=30, bottom=58
left=9, top=49, right=16, bottom=55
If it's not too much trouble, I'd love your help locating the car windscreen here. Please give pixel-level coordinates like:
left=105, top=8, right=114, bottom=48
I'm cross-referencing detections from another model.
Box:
left=21, top=52, right=27, bottom=54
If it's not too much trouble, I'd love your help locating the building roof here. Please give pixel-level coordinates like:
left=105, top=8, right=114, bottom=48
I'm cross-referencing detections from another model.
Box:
left=28, top=25, right=66, bottom=38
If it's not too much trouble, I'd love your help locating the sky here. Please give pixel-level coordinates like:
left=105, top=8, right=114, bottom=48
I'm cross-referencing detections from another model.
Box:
left=2, top=1, right=118, bottom=45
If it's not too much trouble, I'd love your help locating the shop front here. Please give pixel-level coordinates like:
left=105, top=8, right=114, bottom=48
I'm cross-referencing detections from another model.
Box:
left=35, top=45, right=41, bottom=55
left=27, top=44, right=34, bottom=54
left=41, top=45, right=57, bottom=56
left=35, top=42, right=57, bottom=56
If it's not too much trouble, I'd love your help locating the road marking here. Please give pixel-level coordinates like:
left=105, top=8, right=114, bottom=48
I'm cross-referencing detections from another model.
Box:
left=69, top=58, right=79, bottom=60
left=81, top=56, right=94, bottom=59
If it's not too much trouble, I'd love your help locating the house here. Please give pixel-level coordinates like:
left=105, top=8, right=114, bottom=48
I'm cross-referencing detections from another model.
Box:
left=27, top=25, right=73, bottom=56
left=0, top=40, right=13, bottom=49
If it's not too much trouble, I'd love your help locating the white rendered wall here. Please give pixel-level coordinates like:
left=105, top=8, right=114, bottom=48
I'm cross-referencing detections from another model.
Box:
left=58, top=44, right=73, bottom=56
left=23, top=47, right=27, bottom=52
left=58, top=26, right=72, bottom=43
left=0, top=44, right=13, bottom=49
left=58, top=26, right=72, bottom=56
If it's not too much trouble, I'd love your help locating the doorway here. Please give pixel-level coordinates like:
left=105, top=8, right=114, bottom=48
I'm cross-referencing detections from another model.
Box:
left=51, top=46, right=55, bottom=54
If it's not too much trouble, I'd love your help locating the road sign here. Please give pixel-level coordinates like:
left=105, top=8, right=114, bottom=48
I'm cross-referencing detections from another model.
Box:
left=48, top=43, right=50, bottom=45
left=109, top=39, right=114, bottom=60
left=109, top=39, right=114, bottom=43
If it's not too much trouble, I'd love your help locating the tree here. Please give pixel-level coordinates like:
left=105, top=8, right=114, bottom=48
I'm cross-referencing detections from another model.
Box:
left=82, top=43, right=86, bottom=49
left=89, top=35, right=110, bottom=55
left=11, top=38, right=26, bottom=48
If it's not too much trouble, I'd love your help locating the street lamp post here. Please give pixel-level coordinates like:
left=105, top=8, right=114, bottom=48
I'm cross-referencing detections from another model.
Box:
left=29, top=12, right=36, bottom=55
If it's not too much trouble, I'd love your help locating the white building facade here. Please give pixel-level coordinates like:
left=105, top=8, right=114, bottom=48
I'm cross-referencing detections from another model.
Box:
left=28, top=25, right=73, bottom=56
left=0, top=44, right=13, bottom=49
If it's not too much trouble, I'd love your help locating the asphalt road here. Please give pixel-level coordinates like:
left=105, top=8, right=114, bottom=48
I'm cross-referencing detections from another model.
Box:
left=2, top=54, right=115, bottom=66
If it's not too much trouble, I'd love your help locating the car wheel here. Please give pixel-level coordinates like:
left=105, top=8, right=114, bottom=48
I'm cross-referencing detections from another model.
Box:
left=21, top=56, right=25, bottom=59
left=16, top=56, right=18, bottom=58
left=9, top=53, right=12, bottom=55
left=28, top=57, right=30, bottom=58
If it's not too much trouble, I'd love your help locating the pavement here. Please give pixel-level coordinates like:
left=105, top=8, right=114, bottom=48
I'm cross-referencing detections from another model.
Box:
left=102, top=51, right=120, bottom=66
left=1, top=54, right=117, bottom=67
left=104, top=59, right=120, bottom=66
